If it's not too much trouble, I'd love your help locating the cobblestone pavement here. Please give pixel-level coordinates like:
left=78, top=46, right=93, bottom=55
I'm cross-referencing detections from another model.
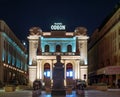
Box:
left=0, top=90, right=32, bottom=97
left=85, top=90, right=120, bottom=97
left=0, top=89, right=120, bottom=97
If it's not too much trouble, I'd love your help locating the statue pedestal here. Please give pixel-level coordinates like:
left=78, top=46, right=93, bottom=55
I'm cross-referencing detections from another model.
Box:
left=51, top=55, right=66, bottom=95
left=51, top=89, right=66, bottom=95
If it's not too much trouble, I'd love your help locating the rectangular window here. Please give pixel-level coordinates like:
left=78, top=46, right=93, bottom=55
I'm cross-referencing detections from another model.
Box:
left=119, top=27, right=120, bottom=35
left=69, top=71, right=73, bottom=77
left=47, top=71, right=50, bottom=77
left=119, top=42, right=120, bottom=50
left=66, top=71, right=73, bottom=77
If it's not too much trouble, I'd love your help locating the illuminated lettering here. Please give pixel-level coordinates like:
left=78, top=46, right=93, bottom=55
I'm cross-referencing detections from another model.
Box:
left=51, top=23, right=65, bottom=30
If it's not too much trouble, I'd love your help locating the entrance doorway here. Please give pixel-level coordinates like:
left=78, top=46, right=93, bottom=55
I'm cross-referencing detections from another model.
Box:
left=44, top=63, right=51, bottom=87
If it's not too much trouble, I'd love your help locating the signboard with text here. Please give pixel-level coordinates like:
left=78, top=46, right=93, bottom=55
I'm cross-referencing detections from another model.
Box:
left=51, top=23, right=65, bottom=30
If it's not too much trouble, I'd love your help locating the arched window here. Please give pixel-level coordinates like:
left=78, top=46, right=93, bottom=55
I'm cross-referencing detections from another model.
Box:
left=56, top=45, right=61, bottom=52
left=44, top=63, right=50, bottom=78
left=45, top=45, right=49, bottom=52
left=66, top=63, right=73, bottom=78
left=67, top=45, right=72, bottom=52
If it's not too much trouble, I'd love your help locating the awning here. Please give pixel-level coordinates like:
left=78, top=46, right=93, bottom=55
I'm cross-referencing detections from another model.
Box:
left=88, top=71, right=97, bottom=77
left=97, top=66, right=120, bottom=75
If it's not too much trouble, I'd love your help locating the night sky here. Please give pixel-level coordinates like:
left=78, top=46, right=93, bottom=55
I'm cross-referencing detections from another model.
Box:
left=0, top=0, right=120, bottom=41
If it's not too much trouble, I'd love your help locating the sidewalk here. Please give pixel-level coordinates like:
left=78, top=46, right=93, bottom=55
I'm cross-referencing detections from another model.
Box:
left=0, top=89, right=79, bottom=97
left=0, top=89, right=32, bottom=97
left=84, top=89, right=120, bottom=97
left=108, top=88, right=120, bottom=91
left=1, top=88, right=120, bottom=97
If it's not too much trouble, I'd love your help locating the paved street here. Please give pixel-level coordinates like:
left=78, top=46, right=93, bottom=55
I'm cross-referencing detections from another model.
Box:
left=0, top=89, right=120, bottom=97
left=0, top=90, right=32, bottom=97
left=85, top=90, right=120, bottom=97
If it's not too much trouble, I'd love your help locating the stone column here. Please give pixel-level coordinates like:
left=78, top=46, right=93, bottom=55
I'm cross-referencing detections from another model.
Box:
left=81, top=40, right=88, bottom=65
left=29, top=65, right=37, bottom=87
left=74, top=60, right=78, bottom=79
left=37, top=60, right=40, bottom=79
left=76, top=35, right=89, bottom=65
left=50, top=60, right=53, bottom=80
left=39, top=60, right=43, bottom=79
left=64, top=60, right=66, bottom=79
left=27, top=37, right=39, bottom=65
left=76, top=60, right=80, bottom=79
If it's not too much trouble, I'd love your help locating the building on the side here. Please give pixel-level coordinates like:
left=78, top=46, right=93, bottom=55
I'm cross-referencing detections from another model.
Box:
left=88, top=4, right=120, bottom=87
left=0, top=20, right=28, bottom=86
left=27, top=23, right=89, bottom=87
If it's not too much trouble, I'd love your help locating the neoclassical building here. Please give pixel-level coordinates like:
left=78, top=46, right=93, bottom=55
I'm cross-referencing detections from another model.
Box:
left=27, top=24, right=89, bottom=86
left=0, top=20, right=28, bottom=85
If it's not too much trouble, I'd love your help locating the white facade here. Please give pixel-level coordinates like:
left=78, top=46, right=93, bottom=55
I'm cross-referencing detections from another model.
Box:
left=27, top=26, right=89, bottom=86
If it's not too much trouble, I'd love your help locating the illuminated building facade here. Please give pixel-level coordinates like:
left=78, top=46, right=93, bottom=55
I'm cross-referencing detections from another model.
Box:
left=0, top=20, right=28, bottom=85
left=88, top=5, right=120, bottom=87
left=28, top=24, right=89, bottom=87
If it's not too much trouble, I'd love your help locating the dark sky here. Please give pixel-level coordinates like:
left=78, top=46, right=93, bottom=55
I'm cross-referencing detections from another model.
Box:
left=0, top=0, right=120, bottom=41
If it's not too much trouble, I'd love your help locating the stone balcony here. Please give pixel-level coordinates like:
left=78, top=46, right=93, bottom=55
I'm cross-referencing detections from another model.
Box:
left=42, top=52, right=76, bottom=56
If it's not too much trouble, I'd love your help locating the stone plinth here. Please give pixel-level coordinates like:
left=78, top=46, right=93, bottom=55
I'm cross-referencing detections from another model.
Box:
left=51, top=55, right=66, bottom=95
left=51, top=89, right=66, bottom=95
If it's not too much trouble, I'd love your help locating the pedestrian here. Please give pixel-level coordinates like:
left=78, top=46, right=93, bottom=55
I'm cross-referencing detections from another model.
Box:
left=118, top=79, right=120, bottom=88
left=112, top=80, right=115, bottom=88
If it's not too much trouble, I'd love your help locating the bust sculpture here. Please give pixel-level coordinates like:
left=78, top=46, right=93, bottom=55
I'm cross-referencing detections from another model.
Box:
left=52, top=55, right=66, bottom=95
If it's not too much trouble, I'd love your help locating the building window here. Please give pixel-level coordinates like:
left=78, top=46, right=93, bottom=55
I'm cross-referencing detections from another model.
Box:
left=44, top=63, right=50, bottom=78
left=56, top=45, right=61, bottom=52
left=66, top=63, right=73, bottom=78
left=119, top=27, right=120, bottom=35
left=45, top=45, right=49, bottom=52
left=119, top=55, right=120, bottom=62
left=67, top=45, right=72, bottom=52
left=119, top=42, right=120, bottom=49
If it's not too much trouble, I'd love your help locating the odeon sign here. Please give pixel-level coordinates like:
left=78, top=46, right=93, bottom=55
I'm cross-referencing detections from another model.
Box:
left=51, top=23, right=65, bottom=30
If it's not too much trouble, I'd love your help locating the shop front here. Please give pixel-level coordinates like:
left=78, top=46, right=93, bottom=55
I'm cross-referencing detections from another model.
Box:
left=97, top=66, right=120, bottom=88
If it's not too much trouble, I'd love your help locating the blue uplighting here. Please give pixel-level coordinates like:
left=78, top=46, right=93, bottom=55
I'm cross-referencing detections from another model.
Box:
left=2, top=33, right=27, bottom=70
left=66, top=70, right=73, bottom=77
left=2, top=33, right=26, bottom=56
left=40, top=37, right=76, bottom=52
left=44, top=70, right=50, bottom=77
left=2, top=50, right=5, bottom=61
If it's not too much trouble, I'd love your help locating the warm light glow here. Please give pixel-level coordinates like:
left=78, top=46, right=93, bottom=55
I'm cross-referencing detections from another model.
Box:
left=64, top=79, right=66, bottom=86
left=6, top=64, right=8, bottom=67
left=29, top=66, right=37, bottom=86
left=28, top=26, right=89, bottom=85
left=66, top=33, right=74, bottom=36
left=3, top=63, right=6, bottom=66
left=43, top=33, right=51, bottom=36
